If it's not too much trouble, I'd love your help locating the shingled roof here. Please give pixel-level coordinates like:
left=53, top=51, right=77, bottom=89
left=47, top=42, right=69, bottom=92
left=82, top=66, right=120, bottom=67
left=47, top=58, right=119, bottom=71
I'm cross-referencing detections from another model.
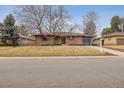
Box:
left=33, top=32, right=92, bottom=37
left=19, top=35, right=35, bottom=41
left=103, top=32, right=124, bottom=38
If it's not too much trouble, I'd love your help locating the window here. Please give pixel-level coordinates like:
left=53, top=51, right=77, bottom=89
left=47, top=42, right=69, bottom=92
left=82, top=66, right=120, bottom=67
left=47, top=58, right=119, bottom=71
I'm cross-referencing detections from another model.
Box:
left=42, top=37, right=48, bottom=41
left=55, top=37, right=60, bottom=40
left=68, top=36, right=75, bottom=40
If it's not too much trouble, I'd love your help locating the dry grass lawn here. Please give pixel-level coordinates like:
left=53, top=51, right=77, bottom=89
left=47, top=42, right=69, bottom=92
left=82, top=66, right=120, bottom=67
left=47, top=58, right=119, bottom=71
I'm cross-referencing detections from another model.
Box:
left=0, top=46, right=111, bottom=56
left=104, top=45, right=124, bottom=52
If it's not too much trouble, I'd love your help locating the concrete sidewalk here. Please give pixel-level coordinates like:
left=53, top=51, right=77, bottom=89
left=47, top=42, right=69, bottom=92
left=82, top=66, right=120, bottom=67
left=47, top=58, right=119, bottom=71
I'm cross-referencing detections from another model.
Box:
left=90, top=46, right=124, bottom=56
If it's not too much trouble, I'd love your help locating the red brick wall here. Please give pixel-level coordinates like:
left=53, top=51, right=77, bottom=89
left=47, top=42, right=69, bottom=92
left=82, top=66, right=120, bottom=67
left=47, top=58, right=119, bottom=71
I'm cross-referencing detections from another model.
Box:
left=65, top=37, right=83, bottom=45
left=35, top=36, right=83, bottom=45
left=35, top=36, right=42, bottom=45
left=35, top=36, right=62, bottom=45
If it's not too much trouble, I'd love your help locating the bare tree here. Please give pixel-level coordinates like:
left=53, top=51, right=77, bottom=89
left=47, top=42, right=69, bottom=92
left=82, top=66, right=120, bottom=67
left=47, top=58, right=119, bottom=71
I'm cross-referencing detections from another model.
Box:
left=82, top=11, right=98, bottom=36
left=16, top=25, right=31, bottom=36
left=66, top=21, right=78, bottom=33
left=14, top=6, right=69, bottom=39
left=43, top=6, right=69, bottom=45
left=14, top=5, right=47, bottom=35
left=44, top=6, right=68, bottom=34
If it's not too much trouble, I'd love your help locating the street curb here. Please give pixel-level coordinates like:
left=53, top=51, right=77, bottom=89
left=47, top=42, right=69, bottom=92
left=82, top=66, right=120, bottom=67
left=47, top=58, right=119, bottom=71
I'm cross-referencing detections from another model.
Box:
left=0, top=56, right=123, bottom=59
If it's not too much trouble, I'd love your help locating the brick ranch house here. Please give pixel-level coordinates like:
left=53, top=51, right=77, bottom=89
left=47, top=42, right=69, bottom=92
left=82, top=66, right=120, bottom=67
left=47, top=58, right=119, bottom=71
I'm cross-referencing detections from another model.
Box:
left=33, top=32, right=92, bottom=46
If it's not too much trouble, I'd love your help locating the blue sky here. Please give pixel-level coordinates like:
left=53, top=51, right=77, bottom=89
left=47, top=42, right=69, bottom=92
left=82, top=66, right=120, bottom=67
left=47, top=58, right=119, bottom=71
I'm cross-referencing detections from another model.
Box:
left=0, top=5, right=124, bottom=36
left=67, top=5, right=124, bottom=36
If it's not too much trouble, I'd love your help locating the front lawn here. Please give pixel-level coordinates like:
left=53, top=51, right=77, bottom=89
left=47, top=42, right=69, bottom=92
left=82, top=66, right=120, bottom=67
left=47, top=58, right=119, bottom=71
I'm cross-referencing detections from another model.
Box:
left=104, top=45, right=124, bottom=52
left=0, top=46, right=111, bottom=56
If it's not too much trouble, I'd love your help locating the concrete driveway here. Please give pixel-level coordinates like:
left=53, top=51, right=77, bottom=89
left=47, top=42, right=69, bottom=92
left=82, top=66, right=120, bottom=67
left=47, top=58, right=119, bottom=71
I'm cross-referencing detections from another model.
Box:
left=90, top=46, right=124, bottom=56
left=0, top=57, right=124, bottom=88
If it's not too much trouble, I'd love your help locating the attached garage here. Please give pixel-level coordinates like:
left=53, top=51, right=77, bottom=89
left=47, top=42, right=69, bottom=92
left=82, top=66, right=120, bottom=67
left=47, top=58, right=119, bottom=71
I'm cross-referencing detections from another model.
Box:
left=117, top=38, right=124, bottom=45
left=83, top=37, right=91, bottom=45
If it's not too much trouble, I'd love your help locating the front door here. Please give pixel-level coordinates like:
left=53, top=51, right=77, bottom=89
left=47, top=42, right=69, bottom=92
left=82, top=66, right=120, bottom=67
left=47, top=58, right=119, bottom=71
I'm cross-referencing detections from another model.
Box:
left=62, top=37, right=66, bottom=44
left=102, top=40, right=104, bottom=46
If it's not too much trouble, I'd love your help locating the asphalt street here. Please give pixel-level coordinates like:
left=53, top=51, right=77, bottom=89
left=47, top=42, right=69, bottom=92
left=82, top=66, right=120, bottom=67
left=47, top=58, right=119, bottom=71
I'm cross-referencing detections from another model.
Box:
left=0, top=57, right=124, bottom=88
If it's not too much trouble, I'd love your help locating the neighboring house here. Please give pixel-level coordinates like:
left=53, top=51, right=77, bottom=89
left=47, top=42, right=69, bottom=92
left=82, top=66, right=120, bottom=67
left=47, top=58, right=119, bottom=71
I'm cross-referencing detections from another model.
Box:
left=18, top=35, right=35, bottom=45
left=33, top=32, right=92, bottom=46
left=0, top=34, right=35, bottom=45
left=93, top=32, right=124, bottom=46
left=102, top=32, right=124, bottom=45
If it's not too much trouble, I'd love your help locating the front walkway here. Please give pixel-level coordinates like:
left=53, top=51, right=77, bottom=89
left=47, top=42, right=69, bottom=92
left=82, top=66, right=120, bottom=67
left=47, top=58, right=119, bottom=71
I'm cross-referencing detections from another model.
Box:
left=89, top=46, right=124, bottom=56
